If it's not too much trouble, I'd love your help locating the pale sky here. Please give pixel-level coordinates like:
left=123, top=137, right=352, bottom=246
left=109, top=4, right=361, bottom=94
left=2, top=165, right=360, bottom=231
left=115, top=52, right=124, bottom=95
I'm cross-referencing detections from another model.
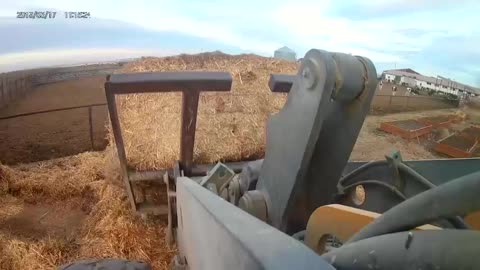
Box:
left=1, top=0, right=479, bottom=86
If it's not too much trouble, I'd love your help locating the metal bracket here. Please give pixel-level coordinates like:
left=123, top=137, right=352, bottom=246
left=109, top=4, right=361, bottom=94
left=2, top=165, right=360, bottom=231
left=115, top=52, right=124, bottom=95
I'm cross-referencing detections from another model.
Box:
left=385, top=150, right=405, bottom=192
left=200, top=162, right=235, bottom=192
left=255, top=49, right=378, bottom=233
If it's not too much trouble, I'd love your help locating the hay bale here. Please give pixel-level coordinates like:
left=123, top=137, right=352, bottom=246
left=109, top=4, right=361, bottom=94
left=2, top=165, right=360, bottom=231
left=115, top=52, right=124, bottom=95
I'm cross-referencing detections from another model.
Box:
left=0, top=151, right=175, bottom=270
left=113, top=53, right=297, bottom=170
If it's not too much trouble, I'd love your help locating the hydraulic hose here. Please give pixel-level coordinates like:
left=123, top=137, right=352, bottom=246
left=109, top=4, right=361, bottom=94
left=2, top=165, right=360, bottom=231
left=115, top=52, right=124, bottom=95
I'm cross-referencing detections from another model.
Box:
left=398, top=163, right=435, bottom=188
left=323, top=230, right=480, bottom=270
left=347, top=170, right=480, bottom=243
left=339, top=161, right=469, bottom=229
left=398, top=163, right=469, bottom=229
left=338, top=160, right=387, bottom=188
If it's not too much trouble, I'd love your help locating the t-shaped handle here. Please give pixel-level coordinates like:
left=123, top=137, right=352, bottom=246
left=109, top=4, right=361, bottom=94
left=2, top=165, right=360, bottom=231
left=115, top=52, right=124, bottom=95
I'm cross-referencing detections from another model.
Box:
left=105, top=71, right=232, bottom=181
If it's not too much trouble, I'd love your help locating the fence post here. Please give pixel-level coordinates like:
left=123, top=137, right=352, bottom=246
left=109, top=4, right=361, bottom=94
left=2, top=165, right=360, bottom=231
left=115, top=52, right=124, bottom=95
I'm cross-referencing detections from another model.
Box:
left=88, top=106, right=94, bottom=150
left=21, top=73, right=25, bottom=95
left=14, top=77, right=18, bottom=99
left=0, top=74, right=3, bottom=107
left=5, top=74, right=10, bottom=104
left=9, top=75, right=13, bottom=101
left=10, top=75, right=14, bottom=100
left=4, top=74, right=8, bottom=106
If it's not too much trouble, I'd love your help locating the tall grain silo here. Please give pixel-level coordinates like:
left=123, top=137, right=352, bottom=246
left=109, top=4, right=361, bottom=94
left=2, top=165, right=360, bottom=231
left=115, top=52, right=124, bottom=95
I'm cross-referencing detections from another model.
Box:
left=274, top=46, right=296, bottom=61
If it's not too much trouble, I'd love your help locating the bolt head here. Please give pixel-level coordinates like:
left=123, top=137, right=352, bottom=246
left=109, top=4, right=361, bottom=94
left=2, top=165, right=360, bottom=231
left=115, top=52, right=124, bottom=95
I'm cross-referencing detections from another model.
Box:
left=301, top=60, right=318, bottom=89
left=239, top=190, right=267, bottom=221
left=302, top=69, right=310, bottom=78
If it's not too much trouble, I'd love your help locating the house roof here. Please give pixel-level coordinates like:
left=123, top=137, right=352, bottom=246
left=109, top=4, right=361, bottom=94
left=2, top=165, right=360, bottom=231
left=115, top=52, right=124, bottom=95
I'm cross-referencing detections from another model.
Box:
left=393, top=68, right=421, bottom=75
left=383, top=69, right=480, bottom=94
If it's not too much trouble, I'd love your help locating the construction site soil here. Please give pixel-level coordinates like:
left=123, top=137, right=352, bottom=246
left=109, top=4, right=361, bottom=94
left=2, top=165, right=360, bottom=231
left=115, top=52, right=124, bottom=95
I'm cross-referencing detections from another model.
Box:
left=0, top=52, right=476, bottom=269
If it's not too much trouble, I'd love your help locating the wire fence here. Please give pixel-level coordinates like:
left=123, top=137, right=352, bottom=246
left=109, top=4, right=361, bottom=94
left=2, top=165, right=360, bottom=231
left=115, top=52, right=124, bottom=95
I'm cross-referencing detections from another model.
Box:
left=0, top=103, right=108, bottom=164
left=0, top=94, right=459, bottom=164
left=370, top=94, right=458, bottom=114
left=0, top=72, right=33, bottom=108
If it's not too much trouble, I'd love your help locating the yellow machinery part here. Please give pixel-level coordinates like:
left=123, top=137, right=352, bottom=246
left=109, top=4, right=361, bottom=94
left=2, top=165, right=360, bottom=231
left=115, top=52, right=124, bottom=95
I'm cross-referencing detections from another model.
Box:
left=304, top=204, right=440, bottom=254
left=465, top=211, right=480, bottom=230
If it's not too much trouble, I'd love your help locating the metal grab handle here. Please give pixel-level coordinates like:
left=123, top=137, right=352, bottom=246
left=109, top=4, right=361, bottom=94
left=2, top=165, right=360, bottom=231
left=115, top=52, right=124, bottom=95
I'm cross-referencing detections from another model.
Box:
left=105, top=71, right=232, bottom=210
left=105, top=71, right=232, bottom=93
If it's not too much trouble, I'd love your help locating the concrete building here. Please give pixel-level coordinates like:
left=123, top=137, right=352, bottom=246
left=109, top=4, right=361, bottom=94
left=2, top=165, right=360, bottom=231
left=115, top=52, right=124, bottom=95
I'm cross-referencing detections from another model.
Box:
left=274, top=46, right=296, bottom=62
left=382, top=68, right=480, bottom=97
left=400, top=76, right=416, bottom=87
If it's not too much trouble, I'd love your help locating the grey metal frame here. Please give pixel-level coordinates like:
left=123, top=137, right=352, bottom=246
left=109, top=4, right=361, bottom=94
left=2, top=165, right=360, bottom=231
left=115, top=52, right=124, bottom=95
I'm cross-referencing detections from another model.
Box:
left=257, top=50, right=378, bottom=233
left=172, top=49, right=480, bottom=270
left=175, top=176, right=335, bottom=270
left=105, top=72, right=232, bottom=211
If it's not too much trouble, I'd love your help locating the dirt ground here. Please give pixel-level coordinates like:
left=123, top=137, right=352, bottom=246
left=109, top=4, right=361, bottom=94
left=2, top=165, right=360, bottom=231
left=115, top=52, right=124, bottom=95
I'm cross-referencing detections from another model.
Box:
left=0, top=76, right=106, bottom=116
left=0, top=151, right=175, bottom=270
left=352, top=108, right=455, bottom=161
left=0, top=76, right=108, bottom=164
left=0, top=196, right=86, bottom=241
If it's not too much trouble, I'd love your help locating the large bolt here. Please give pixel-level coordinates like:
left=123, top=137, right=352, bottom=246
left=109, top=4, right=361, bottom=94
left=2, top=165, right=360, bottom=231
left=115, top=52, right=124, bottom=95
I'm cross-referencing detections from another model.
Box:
left=301, top=59, right=318, bottom=89
left=351, top=185, right=366, bottom=206
left=302, top=68, right=310, bottom=78
left=228, top=176, right=241, bottom=205
left=239, top=190, right=268, bottom=222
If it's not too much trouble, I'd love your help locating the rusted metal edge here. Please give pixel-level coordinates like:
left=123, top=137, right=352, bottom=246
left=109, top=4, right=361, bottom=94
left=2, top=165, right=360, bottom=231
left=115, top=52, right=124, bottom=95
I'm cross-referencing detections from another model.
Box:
left=435, top=126, right=480, bottom=158
left=434, top=134, right=478, bottom=158
left=417, top=116, right=453, bottom=128
left=434, top=142, right=476, bottom=158
left=380, top=121, right=432, bottom=139
left=460, top=126, right=480, bottom=142
left=468, top=141, right=478, bottom=153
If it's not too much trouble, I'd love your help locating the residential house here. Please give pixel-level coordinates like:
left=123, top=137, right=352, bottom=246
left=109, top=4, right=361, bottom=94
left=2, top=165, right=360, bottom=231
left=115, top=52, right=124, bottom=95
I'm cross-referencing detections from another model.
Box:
left=382, top=69, right=479, bottom=97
